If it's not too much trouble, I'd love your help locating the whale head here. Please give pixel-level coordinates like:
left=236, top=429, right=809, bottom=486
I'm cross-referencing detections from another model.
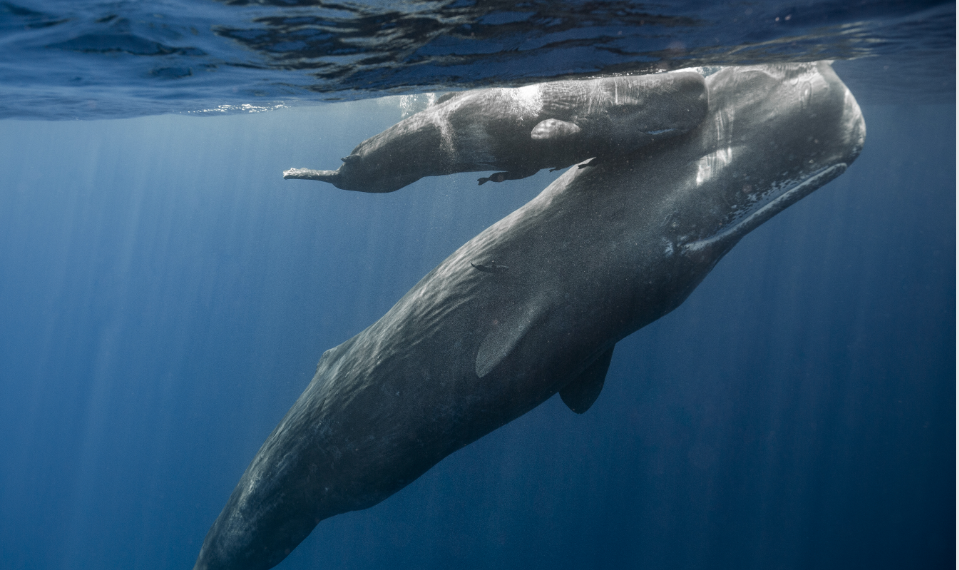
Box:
left=667, top=62, right=866, bottom=262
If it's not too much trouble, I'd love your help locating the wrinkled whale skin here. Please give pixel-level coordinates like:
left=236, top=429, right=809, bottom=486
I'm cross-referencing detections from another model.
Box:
left=283, top=71, right=709, bottom=192
left=196, top=62, right=865, bottom=570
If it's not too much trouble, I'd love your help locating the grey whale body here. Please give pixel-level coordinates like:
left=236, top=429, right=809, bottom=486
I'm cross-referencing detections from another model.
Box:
left=196, top=62, right=865, bottom=570
left=283, top=71, right=708, bottom=192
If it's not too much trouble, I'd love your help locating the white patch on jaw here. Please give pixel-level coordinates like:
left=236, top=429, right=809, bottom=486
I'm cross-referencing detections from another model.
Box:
left=695, top=146, right=733, bottom=186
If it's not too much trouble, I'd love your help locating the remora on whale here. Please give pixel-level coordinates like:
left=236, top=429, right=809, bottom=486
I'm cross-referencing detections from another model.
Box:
left=282, top=71, right=708, bottom=192
left=196, top=62, right=865, bottom=570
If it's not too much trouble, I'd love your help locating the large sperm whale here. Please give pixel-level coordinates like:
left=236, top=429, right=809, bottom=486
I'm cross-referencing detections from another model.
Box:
left=195, top=62, right=865, bottom=570
left=282, top=71, right=708, bottom=192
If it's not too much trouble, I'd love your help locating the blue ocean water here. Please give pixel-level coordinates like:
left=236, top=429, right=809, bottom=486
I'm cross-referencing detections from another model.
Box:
left=0, top=2, right=955, bottom=570
left=0, top=0, right=955, bottom=118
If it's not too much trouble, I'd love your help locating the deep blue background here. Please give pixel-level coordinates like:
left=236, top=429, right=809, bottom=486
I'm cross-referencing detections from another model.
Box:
left=0, top=98, right=954, bottom=569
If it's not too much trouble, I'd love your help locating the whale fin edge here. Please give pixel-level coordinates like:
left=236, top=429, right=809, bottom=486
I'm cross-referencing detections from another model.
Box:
left=475, top=302, right=548, bottom=379
left=531, top=118, right=581, bottom=141
left=560, top=345, right=614, bottom=414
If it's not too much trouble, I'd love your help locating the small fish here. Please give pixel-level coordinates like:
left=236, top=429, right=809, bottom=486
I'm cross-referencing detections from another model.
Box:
left=477, top=172, right=508, bottom=185
left=470, top=260, right=509, bottom=274
left=477, top=166, right=538, bottom=185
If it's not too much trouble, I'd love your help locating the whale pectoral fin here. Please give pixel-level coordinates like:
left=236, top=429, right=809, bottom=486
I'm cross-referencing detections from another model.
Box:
left=560, top=345, right=614, bottom=414
left=475, top=303, right=547, bottom=379
left=531, top=118, right=582, bottom=141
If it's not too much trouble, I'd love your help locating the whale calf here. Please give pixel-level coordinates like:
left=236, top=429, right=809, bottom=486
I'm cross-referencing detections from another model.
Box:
left=283, top=71, right=708, bottom=192
left=196, top=62, right=865, bottom=569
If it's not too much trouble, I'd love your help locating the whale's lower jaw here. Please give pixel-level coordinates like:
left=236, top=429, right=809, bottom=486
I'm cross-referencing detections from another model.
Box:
left=683, top=163, right=849, bottom=255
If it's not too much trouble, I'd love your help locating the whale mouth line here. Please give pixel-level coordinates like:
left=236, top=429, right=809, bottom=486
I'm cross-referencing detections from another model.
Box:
left=683, top=163, right=847, bottom=253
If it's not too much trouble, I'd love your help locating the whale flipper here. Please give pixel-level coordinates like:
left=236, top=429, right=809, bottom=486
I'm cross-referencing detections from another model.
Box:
left=531, top=118, right=582, bottom=141
left=475, top=301, right=548, bottom=379
left=560, top=345, right=614, bottom=414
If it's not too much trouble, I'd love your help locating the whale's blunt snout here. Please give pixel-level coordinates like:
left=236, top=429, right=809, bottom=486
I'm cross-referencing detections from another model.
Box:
left=812, top=61, right=865, bottom=163
left=841, top=82, right=866, bottom=161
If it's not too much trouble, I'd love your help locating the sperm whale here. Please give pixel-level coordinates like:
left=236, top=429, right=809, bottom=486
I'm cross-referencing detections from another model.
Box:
left=197, top=62, right=865, bottom=570
left=283, top=71, right=708, bottom=192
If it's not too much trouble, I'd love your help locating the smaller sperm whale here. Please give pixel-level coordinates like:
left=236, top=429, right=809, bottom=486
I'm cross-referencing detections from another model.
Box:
left=283, top=71, right=708, bottom=193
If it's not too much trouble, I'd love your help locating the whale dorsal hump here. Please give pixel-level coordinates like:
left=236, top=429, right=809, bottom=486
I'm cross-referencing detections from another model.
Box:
left=531, top=118, right=582, bottom=141
left=559, top=345, right=614, bottom=414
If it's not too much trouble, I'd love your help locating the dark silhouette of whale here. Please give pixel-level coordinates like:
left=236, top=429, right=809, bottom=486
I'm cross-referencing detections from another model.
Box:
left=282, top=71, right=708, bottom=192
left=195, top=62, right=865, bottom=570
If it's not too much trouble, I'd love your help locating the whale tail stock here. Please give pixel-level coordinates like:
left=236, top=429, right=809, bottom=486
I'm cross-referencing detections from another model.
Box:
left=282, top=167, right=340, bottom=184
